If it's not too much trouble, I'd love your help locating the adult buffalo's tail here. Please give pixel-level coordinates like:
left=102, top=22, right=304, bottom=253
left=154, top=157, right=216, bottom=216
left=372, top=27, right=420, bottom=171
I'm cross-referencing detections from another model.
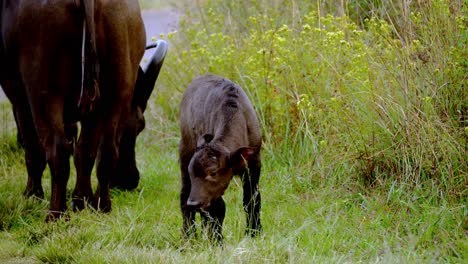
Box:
left=80, top=0, right=100, bottom=114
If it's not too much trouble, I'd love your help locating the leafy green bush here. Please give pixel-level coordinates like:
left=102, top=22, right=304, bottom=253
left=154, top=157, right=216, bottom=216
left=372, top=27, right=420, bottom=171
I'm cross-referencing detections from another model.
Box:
left=157, top=0, right=467, bottom=200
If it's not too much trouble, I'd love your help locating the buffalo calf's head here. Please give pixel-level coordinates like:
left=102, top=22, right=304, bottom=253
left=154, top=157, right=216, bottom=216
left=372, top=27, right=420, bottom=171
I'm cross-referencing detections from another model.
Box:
left=187, top=134, right=255, bottom=210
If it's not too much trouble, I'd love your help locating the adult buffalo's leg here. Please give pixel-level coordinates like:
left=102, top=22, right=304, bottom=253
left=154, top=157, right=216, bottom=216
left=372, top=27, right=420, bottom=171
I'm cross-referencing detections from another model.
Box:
left=92, top=0, right=145, bottom=212
left=65, top=123, right=78, bottom=146
left=72, top=112, right=102, bottom=211
left=45, top=131, right=72, bottom=221
left=201, top=197, right=226, bottom=244
left=94, top=96, right=132, bottom=212
left=12, top=0, right=83, bottom=221
left=3, top=77, right=46, bottom=199
left=14, top=106, right=46, bottom=199
left=13, top=107, right=25, bottom=148
left=28, top=98, right=72, bottom=221
left=93, top=71, right=135, bottom=212
left=21, top=50, right=76, bottom=222
left=111, top=128, right=139, bottom=190
left=94, top=125, right=116, bottom=212
left=242, top=156, right=262, bottom=236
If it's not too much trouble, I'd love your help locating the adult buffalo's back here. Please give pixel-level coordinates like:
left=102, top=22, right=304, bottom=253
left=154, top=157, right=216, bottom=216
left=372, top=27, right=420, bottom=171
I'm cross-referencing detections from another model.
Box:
left=179, top=74, right=262, bottom=242
left=0, top=0, right=148, bottom=220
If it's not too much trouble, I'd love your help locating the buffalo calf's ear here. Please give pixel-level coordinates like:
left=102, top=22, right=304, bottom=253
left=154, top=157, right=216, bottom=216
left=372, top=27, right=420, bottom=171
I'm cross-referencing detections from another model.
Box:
left=197, top=134, right=214, bottom=148
left=229, top=147, right=255, bottom=170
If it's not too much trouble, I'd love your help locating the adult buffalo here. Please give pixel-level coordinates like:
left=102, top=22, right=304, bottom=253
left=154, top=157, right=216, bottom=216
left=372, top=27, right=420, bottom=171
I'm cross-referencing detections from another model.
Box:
left=0, top=0, right=166, bottom=220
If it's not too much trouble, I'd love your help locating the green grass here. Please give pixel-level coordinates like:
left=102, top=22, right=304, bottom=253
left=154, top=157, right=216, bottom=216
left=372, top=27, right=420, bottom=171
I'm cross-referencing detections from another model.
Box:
left=0, top=133, right=466, bottom=262
left=1, top=0, right=467, bottom=263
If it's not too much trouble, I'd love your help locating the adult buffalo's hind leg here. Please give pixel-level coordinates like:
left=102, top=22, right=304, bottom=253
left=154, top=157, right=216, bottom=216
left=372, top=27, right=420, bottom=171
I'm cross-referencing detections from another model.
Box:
left=94, top=112, right=120, bottom=212
left=21, top=46, right=76, bottom=221
left=93, top=60, right=137, bottom=213
left=13, top=0, right=84, bottom=221
left=13, top=107, right=25, bottom=148
left=45, top=134, right=72, bottom=221
left=28, top=99, right=73, bottom=221
left=11, top=98, right=47, bottom=199
left=72, top=113, right=102, bottom=211
left=93, top=90, right=135, bottom=212
left=91, top=61, right=137, bottom=213
left=92, top=1, right=145, bottom=213
left=1, top=76, right=46, bottom=199
left=242, top=156, right=262, bottom=237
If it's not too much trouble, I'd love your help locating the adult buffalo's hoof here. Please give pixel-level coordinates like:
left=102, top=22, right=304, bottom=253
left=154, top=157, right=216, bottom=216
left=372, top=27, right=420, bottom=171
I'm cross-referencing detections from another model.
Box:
left=71, top=195, right=92, bottom=211
left=245, top=227, right=262, bottom=237
left=23, top=187, right=45, bottom=199
left=110, top=169, right=140, bottom=191
left=45, top=210, right=68, bottom=222
left=110, top=178, right=139, bottom=191
left=93, top=196, right=112, bottom=213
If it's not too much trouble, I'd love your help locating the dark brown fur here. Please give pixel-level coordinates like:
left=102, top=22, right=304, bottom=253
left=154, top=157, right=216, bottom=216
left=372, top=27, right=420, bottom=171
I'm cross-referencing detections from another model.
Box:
left=179, top=74, right=262, bottom=242
left=0, top=0, right=161, bottom=220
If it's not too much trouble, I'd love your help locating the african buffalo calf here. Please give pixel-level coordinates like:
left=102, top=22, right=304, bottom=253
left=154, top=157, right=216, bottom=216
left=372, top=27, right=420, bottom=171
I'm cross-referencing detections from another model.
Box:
left=179, top=74, right=262, bottom=242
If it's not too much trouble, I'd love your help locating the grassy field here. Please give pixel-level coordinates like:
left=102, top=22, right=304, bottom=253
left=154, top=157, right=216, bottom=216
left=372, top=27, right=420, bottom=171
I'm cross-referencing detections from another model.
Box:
left=1, top=0, right=467, bottom=263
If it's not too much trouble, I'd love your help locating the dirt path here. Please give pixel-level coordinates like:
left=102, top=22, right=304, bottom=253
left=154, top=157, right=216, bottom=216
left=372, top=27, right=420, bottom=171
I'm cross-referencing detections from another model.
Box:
left=0, top=9, right=180, bottom=102
left=141, top=9, right=180, bottom=68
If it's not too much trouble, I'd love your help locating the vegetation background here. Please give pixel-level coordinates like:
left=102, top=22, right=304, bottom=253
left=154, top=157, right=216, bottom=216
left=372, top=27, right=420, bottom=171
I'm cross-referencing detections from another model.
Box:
left=0, top=0, right=466, bottom=263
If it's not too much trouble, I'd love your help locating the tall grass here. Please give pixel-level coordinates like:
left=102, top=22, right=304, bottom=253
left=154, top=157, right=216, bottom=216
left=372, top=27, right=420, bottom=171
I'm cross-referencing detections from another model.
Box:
left=0, top=0, right=466, bottom=263
left=158, top=0, right=467, bottom=198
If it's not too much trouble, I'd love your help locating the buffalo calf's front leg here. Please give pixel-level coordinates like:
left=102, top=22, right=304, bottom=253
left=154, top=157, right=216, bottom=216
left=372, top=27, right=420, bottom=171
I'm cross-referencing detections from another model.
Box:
left=201, top=197, right=226, bottom=244
left=181, top=181, right=196, bottom=238
left=242, top=159, right=262, bottom=236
